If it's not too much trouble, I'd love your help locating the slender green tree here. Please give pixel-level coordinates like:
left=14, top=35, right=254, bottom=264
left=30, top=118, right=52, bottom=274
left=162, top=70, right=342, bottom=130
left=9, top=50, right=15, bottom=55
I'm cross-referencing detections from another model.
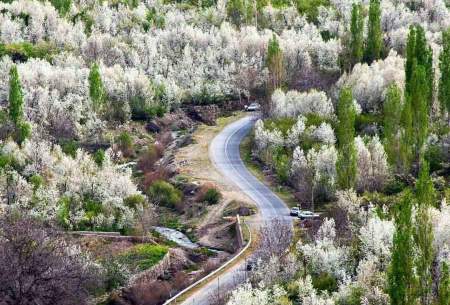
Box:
left=400, top=96, right=414, bottom=172
left=383, top=84, right=402, bottom=167
left=350, top=3, right=364, bottom=67
left=388, top=190, right=416, bottom=305
left=409, top=64, right=429, bottom=155
left=226, top=0, right=245, bottom=26
left=439, top=262, right=450, bottom=305
left=265, top=34, right=284, bottom=115
left=88, top=63, right=106, bottom=112
left=439, top=28, right=450, bottom=116
left=405, top=26, right=416, bottom=96
left=405, top=26, right=433, bottom=105
left=266, top=34, right=283, bottom=91
left=365, top=0, right=382, bottom=64
left=414, top=25, right=434, bottom=105
left=414, top=160, right=435, bottom=305
left=8, top=65, right=24, bottom=125
left=8, top=65, right=31, bottom=145
left=336, top=87, right=357, bottom=189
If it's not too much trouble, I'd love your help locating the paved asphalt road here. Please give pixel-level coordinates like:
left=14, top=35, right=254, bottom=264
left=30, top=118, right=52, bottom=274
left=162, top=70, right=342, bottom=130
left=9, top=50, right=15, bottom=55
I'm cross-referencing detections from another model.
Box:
left=179, top=115, right=292, bottom=305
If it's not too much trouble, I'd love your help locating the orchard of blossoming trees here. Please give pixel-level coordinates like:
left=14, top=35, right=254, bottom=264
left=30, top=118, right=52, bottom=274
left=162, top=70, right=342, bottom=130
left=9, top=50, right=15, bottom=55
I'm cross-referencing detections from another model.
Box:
left=0, top=0, right=449, bottom=303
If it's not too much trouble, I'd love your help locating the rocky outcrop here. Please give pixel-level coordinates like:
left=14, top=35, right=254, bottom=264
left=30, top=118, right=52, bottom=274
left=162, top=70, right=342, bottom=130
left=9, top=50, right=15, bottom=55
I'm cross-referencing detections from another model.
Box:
left=186, top=105, right=220, bottom=125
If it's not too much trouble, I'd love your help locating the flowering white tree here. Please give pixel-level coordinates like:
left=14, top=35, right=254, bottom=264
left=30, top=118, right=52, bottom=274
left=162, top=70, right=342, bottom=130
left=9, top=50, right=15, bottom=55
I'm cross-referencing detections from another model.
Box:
left=336, top=51, right=405, bottom=112
left=271, top=89, right=334, bottom=118
left=355, top=136, right=389, bottom=192
left=298, top=218, right=349, bottom=281
left=226, top=283, right=288, bottom=305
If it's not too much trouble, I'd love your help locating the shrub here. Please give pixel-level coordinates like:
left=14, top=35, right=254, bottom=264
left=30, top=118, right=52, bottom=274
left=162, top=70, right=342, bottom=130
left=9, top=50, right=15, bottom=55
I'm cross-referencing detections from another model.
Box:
left=0, top=42, right=58, bottom=62
left=124, top=194, right=146, bottom=210
left=120, top=244, right=168, bottom=271
left=61, top=139, right=79, bottom=158
left=295, top=0, right=330, bottom=22
left=147, top=180, right=182, bottom=208
left=100, top=259, right=130, bottom=291
left=355, top=113, right=382, bottom=133
left=50, top=0, right=71, bottom=16
left=311, top=272, right=338, bottom=292
left=15, top=121, right=31, bottom=145
left=29, top=174, right=44, bottom=191
left=94, top=149, right=105, bottom=166
left=117, top=132, right=134, bottom=157
left=197, top=183, right=222, bottom=205
left=383, top=178, right=406, bottom=195
left=203, top=188, right=222, bottom=205
left=424, top=144, right=444, bottom=172
left=138, top=144, right=164, bottom=173
left=273, top=148, right=290, bottom=183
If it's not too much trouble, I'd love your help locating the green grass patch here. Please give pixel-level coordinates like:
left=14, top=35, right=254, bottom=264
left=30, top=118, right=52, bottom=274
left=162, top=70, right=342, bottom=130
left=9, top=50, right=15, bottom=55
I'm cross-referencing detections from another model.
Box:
left=0, top=41, right=59, bottom=62
left=120, top=244, right=168, bottom=271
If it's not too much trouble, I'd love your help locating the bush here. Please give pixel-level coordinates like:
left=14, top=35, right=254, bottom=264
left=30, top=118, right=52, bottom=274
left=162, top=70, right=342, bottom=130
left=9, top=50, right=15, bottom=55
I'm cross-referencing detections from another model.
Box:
left=197, top=184, right=222, bottom=205
left=94, top=149, right=105, bottom=166
left=383, top=178, right=406, bottom=195
left=15, top=121, right=31, bottom=145
left=123, top=194, right=146, bottom=210
left=60, top=139, right=79, bottom=158
left=117, top=132, right=134, bottom=158
left=0, top=41, right=58, bottom=62
left=424, top=144, right=444, bottom=172
left=203, top=188, right=222, bottom=205
left=355, top=113, right=382, bottom=133
left=29, top=174, right=44, bottom=191
left=312, top=272, right=338, bottom=292
left=120, top=244, right=168, bottom=271
left=295, top=0, right=330, bottom=22
left=273, top=147, right=290, bottom=183
left=100, top=259, right=130, bottom=291
left=147, top=180, right=182, bottom=208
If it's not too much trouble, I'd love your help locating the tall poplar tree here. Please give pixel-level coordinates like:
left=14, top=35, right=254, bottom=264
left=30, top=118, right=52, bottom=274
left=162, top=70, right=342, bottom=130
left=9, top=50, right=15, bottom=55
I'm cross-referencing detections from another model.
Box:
left=439, top=262, right=450, bottom=305
left=88, top=63, right=106, bottom=112
left=402, top=26, right=433, bottom=167
left=265, top=34, right=284, bottom=115
left=415, top=26, right=434, bottom=105
left=336, top=87, right=357, bottom=190
left=405, top=26, right=416, bottom=96
left=8, top=65, right=31, bottom=145
left=414, top=160, right=435, bottom=305
left=400, top=97, right=414, bottom=172
left=365, top=0, right=382, bottom=64
left=383, top=84, right=402, bottom=167
left=409, top=64, right=429, bottom=155
left=388, top=190, right=416, bottom=305
left=9, top=65, right=24, bottom=125
left=350, top=3, right=364, bottom=67
left=439, top=28, right=450, bottom=117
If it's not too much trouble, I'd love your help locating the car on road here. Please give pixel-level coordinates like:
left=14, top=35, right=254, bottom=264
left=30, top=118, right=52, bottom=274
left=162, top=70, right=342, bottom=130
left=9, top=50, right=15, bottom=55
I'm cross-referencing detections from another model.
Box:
left=246, top=259, right=257, bottom=271
left=245, top=102, right=261, bottom=112
left=298, top=210, right=320, bottom=220
left=290, top=207, right=300, bottom=216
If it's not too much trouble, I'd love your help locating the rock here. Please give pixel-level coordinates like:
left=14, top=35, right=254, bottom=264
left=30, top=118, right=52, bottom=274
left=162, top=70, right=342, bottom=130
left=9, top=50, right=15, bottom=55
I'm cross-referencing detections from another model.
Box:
left=237, top=206, right=252, bottom=216
left=186, top=105, right=220, bottom=125
left=146, top=121, right=161, bottom=133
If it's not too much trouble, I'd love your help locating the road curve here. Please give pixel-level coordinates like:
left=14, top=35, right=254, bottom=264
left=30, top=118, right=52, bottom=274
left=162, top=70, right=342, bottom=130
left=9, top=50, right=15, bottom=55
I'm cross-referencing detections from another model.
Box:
left=178, top=115, right=291, bottom=305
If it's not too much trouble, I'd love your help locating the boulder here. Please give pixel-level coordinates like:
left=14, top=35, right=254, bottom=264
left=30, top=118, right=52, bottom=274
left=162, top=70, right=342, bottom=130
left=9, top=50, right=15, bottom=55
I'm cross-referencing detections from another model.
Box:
left=186, top=105, right=220, bottom=125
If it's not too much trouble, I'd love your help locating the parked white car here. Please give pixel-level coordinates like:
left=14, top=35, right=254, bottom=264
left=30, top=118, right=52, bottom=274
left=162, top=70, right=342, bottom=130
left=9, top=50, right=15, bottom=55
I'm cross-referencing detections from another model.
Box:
left=298, top=211, right=320, bottom=220
left=290, top=207, right=300, bottom=216
left=245, top=102, right=261, bottom=112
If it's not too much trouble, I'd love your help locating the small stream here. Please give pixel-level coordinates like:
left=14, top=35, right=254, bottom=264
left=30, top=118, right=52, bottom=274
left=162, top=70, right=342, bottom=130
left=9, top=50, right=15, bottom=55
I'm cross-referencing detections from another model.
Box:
left=153, top=226, right=199, bottom=249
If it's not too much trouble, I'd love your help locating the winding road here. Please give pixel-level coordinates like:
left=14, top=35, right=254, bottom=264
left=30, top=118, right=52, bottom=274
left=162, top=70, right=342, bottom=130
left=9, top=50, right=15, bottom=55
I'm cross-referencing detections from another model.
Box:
left=178, top=115, right=292, bottom=305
